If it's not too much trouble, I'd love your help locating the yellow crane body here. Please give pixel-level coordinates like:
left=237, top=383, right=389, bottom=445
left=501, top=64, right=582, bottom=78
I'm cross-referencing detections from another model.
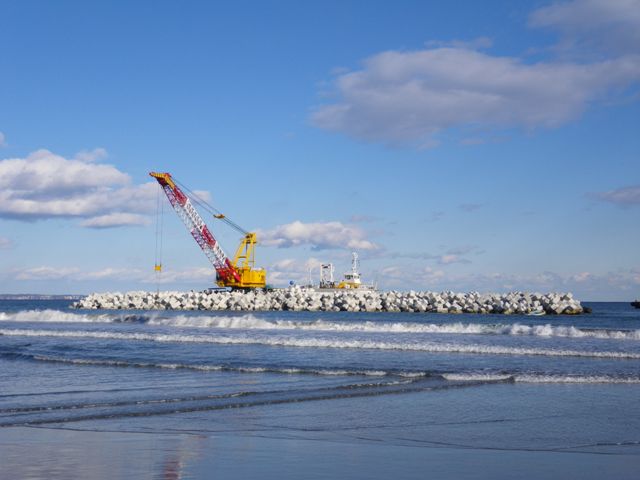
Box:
left=151, top=172, right=267, bottom=291
left=217, top=233, right=266, bottom=289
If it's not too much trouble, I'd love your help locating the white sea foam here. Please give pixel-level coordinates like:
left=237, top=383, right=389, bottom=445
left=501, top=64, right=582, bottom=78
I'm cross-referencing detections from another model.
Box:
left=30, top=355, right=402, bottom=378
left=4, top=328, right=640, bottom=359
left=442, top=373, right=514, bottom=382
left=3, top=310, right=640, bottom=341
left=28, top=355, right=640, bottom=384
left=442, top=373, right=640, bottom=384
left=514, top=374, right=640, bottom=384
left=0, top=310, right=143, bottom=324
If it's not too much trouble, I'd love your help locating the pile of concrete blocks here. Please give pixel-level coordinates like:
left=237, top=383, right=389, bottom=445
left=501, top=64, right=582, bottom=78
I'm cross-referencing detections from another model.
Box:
left=71, top=286, right=585, bottom=315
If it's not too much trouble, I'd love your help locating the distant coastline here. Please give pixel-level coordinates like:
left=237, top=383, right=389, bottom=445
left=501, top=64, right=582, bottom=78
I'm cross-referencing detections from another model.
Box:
left=0, top=294, right=86, bottom=300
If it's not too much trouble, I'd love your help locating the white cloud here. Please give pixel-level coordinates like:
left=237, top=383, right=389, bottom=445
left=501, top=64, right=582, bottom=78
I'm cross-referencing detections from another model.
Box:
left=6, top=265, right=217, bottom=285
left=438, top=254, right=468, bottom=265
left=529, top=0, right=640, bottom=55
left=267, top=258, right=323, bottom=284
left=0, top=237, right=18, bottom=250
left=0, top=132, right=7, bottom=147
left=311, top=48, right=640, bottom=145
left=74, top=148, right=108, bottom=163
left=148, top=267, right=217, bottom=285
left=0, top=149, right=161, bottom=227
left=14, top=266, right=82, bottom=281
left=310, top=1, right=640, bottom=147
left=75, top=213, right=153, bottom=229
left=371, top=267, right=639, bottom=299
left=77, top=268, right=146, bottom=281
left=256, top=221, right=383, bottom=251
left=588, top=184, right=640, bottom=206
left=4, top=263, right=639, bottom=300
left=570, top=271, right=593, bottom=282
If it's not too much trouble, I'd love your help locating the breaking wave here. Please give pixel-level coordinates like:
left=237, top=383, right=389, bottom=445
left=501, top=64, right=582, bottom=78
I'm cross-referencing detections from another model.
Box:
left=0, top=310, right=149, bottom=324
left=2, top=310, right=640, bottom=340
left=3, top=328, right=640, bottom=359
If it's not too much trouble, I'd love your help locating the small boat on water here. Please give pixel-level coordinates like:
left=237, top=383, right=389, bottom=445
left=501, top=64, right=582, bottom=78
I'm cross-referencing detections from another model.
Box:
left=526, top=309, right=546, bottom=316
left=314, top=252, right=377, bottom=291
left=632, top=300, right=640, bottom=309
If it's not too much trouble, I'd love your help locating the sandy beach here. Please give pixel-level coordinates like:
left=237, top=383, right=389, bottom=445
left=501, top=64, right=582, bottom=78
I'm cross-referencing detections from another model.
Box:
left=3, top=426, right=640, bottom=480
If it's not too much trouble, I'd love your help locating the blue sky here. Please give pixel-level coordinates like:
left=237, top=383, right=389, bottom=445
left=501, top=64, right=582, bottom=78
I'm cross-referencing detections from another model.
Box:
left=1, top=0, right=639, bottom=300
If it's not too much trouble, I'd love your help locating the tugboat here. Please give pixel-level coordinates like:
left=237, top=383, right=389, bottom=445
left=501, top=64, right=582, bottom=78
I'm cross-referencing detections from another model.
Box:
left=632, top=300, right=640, bottom=309
left=316, top=252, right=377, bottom=291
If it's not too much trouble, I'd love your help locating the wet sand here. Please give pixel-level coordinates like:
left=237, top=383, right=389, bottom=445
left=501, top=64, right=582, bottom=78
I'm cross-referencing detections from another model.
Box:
left=2, top=426, right=640, bottom=480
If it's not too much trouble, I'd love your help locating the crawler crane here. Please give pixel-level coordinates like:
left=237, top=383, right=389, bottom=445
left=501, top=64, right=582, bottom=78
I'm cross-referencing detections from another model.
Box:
left=150, top=172, right=266, bottom=291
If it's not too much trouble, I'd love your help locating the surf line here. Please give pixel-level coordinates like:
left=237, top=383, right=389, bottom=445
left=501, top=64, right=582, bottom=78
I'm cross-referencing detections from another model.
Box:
left=3, top=328, right=640, bottom=359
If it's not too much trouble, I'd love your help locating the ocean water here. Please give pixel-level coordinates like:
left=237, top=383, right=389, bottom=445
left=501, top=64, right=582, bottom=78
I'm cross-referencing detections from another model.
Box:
left=2, top=299, right=640, bottom=479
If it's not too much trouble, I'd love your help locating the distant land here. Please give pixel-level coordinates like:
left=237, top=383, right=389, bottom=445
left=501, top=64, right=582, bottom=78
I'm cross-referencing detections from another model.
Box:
left=0, top=294, right=86, bottom=300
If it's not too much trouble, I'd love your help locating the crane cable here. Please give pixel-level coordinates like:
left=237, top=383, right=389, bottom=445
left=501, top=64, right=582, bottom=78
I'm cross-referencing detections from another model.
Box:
left=155, top=184, right=164, bottom=294
left=173, top=178, right=249, bottom=235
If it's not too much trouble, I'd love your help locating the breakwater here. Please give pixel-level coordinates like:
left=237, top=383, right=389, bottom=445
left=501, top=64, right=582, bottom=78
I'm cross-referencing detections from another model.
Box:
left=71, top=286, right=586, bottom=314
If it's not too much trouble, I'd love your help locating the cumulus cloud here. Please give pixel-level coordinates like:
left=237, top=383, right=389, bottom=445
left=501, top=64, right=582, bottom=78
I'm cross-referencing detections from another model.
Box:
left=438, top=254, right=459, bottom=265
left=0, top=132, right=7, bottom=147
left=588, top=184, right=640, bottom=207
left=529, top=0, right=640, bottom=55
left=0, top=237, right=18, bottom=250
left=74, top=148, right=108, bottom=163
left=267, top=258, right=323, bottom=284
left=434, top=246, right=474, bottom=264
left=0, top=149, right=161, bottom=227
left=570, top=271, right=594, bottom=282
left=310, top=1, right=640, bottom=147
left=311, top=48, right=640, bottom=145
left=256, top=221, right=383, bottom=251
